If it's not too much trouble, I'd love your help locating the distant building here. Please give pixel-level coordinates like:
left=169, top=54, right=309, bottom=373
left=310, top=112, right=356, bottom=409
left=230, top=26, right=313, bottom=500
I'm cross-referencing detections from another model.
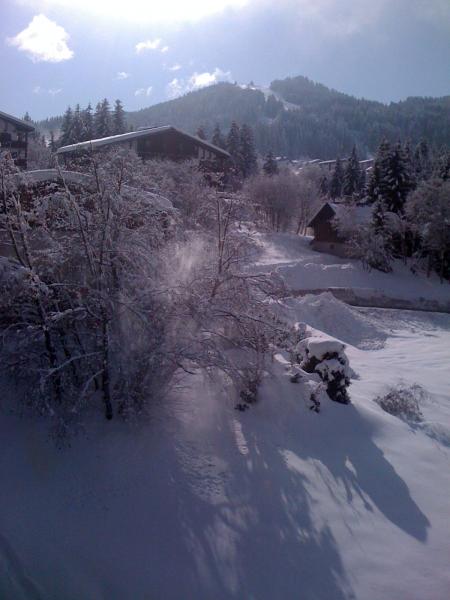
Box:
left=307, top=201, right=372, bottom=257
left=0, top=110, right=35, bottom=169
left=56, top=125, right=230, bottom=169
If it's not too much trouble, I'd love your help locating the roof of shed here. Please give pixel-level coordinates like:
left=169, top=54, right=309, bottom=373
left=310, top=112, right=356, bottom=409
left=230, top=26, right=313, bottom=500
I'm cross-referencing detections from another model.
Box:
left=307, top=201, right=373, bottom=228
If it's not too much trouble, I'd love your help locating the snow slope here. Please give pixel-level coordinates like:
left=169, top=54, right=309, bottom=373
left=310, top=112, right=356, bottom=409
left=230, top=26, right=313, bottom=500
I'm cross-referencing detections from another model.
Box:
left=1, top=301, right=450, bottom=600
left=1, top=231, right=450, bottom=599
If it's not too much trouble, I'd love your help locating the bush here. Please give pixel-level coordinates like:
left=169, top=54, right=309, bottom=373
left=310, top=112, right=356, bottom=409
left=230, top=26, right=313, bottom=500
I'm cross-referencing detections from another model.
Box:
left=295, top=337, right=351, bottom=404
left=374, top=383, right=426, bottom=422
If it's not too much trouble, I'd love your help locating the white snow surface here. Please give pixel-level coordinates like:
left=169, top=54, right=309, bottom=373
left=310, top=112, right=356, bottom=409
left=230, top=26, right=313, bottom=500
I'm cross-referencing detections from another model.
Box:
left=253, top=232, right=450, bottom=305
left=1, top=232, right=450, bottom=599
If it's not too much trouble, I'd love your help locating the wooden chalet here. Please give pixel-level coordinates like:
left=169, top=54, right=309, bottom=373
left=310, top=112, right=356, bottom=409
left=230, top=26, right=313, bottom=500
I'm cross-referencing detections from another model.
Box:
left=307, top=201, right=372, bottom=256
left=56, top=125, right=230, bottom=169
left=0, top=110, right=35, bottom=169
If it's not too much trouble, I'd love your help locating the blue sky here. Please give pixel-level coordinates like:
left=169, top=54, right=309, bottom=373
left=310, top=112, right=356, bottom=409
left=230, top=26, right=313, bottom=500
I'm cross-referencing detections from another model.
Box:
left=1, top=0, right=450, bottom=120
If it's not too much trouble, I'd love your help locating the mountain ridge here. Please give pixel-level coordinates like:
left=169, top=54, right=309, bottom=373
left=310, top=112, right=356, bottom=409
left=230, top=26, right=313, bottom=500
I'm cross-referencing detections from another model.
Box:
left=37, top=75, right=450, bottom=160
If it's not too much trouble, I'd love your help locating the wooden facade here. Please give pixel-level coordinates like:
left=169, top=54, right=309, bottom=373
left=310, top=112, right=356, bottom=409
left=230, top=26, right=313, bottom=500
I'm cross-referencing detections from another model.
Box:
left=0, top=110, right=35, bottom=169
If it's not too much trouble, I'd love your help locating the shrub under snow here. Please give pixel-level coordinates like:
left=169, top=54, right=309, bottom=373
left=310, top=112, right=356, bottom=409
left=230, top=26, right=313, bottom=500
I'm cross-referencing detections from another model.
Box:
left=295, top=336, right=351, bottom=404
left=374, top=383, right=425, bottom=422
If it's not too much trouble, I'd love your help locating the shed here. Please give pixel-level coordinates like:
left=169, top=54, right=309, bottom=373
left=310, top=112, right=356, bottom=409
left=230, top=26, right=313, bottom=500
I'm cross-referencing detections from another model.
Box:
left=307, top=201, right=372, bottom=256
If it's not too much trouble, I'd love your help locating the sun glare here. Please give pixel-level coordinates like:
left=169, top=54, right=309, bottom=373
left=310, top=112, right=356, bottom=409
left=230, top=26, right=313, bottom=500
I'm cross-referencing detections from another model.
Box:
left=38, top=0, right=249, bottom=23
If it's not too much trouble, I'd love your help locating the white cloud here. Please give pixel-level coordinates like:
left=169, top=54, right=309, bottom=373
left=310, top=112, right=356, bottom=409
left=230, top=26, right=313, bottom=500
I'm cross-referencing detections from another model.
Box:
left=116, top=71, right=130, bottom=80
left=167, top=67, right=232, bottom=98
left=166, top=78, right=184, bottom=99
left=134, top=86, right=153, bottom=97
left=33, top=84, right=62, bottom=95
left=7, top=14, right=74, bottom=63
left=15, top=0, right=249, bottom=24
left=160, top=45, right=169, bottom=53
left=135, top=38, right=162, bottom=53
left=168, top=63, right=182, bottom=71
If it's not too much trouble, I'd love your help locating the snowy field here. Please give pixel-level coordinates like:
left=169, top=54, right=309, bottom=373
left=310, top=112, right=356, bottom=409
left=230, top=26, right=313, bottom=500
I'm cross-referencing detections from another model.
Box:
left=1, top=237, right=450, bottom=600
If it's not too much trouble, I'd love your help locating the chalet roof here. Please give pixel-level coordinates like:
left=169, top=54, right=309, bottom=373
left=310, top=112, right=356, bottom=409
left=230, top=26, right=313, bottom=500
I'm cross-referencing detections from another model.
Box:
left=56, top=125, right=230, bottom=159
left=0, top=110, right=35, bottom=132
left=10, top=169, right=173, bottom=213
left=307, top=201, right=372, bottom=228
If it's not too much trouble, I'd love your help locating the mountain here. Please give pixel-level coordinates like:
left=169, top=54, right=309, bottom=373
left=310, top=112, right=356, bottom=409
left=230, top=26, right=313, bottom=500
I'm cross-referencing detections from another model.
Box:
left=38, top=76, right=450, bottom=159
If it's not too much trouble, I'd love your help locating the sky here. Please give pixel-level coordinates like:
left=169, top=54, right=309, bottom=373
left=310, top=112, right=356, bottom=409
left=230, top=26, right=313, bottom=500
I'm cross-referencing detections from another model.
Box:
left=1, top=0, right=450, bottom=120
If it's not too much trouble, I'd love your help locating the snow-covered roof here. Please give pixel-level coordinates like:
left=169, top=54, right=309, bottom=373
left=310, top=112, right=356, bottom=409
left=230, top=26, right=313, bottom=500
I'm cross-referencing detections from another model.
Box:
left=307, top=201, right=372, bottom=228
left=56, top=125, right=230, bottom=159
left=0, top=110, right=35, bottom=132
left=9, top=169, right=173, bottom=213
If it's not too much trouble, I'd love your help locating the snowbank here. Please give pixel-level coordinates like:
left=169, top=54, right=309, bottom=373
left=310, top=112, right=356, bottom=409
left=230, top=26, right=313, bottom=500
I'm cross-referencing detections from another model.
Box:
left=280, top=292, right=387, bottom=349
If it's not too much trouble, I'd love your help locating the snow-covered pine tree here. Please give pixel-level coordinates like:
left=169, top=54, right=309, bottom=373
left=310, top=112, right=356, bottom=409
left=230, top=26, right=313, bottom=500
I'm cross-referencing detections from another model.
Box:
left=82, top=103, right=94, bottom=141
left=226, top=121, right=242, bottom=171
left=413, top=140, right=432, bottom=182
left=367, top=140, right=414, bottom=214
left=59, top=106, right=74, bottom=146
left=211, top=124, right=226, bottom=149
left=71, top=104, right=84, bottom=144
left=112, top=100, right=126, bottom=135
left=343, top=146, right=361, bottom=197
left=435, top=147, right=450, bottom=181
left=263, top=152, right=278, bottom=176
left=49, top=131, right=57, bottom=153
left=240, top=124, right=258, bottom=178
left=94, top=99, right=111, bottom=138
left=329, top=157, right=344, bottom=199
left=366, top=139, right=391, bottom=204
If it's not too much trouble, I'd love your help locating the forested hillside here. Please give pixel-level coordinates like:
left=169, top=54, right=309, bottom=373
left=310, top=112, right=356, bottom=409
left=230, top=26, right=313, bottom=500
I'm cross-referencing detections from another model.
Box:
left=37, top=76, right=450, bottom=159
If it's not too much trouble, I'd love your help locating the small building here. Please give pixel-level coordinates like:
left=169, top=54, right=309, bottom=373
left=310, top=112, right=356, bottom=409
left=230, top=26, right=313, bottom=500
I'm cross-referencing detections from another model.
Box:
left=56, top=125, right=230, bottom=168
left=0, top=110, right=35, bottom=169
left=307, top=201, right=372, bottom=257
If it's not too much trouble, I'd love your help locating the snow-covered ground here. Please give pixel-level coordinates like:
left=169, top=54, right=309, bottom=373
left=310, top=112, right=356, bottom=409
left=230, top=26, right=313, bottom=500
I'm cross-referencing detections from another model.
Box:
left=253, top=232, right=450, bottom=308
left=1, top=234, right=450, bottom=600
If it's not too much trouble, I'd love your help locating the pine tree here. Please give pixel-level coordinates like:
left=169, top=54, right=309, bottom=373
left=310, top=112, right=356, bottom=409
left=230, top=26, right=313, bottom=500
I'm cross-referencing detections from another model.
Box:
left=112, top=99, right=126, bottom=135
left=196, top=126, right=207, bottom=140
left=82, top=103, right=94, bottom=141
left=329, top=158, right=344, bottom=199
left=367, top=140, right=414, bottom=214
left=211, top=124, right=226, bottom=149
left=59, top=106, right=74, bottom=146
left=263, top=152, right=278, bottom=176
left=49, top=130, right=57, bottom=153
left=23, top=112, right=32, bottom=123
left=226, top=121, right=242, bottom=171
left=435, top=148, right=450, bottom=181
left=94, top=99, right=111, bottom=138
left=240, top=124, right=258, bottom=178
left=413, top=139, right=432, bottom=181
left=320, top=175, right=329, bottom=196
left=71, top=104, right=84, bottom=143
left=343, top=146, right=361, bottom=197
